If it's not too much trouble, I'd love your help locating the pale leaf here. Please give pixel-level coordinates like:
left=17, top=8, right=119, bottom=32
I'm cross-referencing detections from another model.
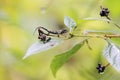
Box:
left=23, top=39, right=62, bottom=59
left=103, top=41, right=120, bottom=72
left=83, top=17, right=111, bottom=22
left=64, top=16, right=76, bottom=32
left=83, top=30, right=118, bottom=35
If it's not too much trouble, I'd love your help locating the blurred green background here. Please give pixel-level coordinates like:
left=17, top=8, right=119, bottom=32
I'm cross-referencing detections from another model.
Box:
left=1, top=0, right=120, bottom=80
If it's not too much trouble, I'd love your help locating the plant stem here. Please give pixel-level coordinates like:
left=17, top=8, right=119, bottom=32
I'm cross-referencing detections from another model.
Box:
left=113, top=23, right=120, bottom=29
left=73, top=34, right=120, bottom=38
left=105, top=63, right=110, bottom=67
left=104, top=34, right=120, bottom=38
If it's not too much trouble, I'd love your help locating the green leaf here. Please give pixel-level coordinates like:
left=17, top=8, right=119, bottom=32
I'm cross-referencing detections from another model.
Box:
left=23, top=39, right=63, bottom=59
left=103, top=40, right=120, bottom=72
left=64, top=16, right=77, bottom=33
left=50, top=41, right=84, bottom=77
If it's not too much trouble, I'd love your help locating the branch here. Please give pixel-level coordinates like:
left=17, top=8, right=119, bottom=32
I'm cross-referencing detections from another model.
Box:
left=73, top=34, right=120, bottom=38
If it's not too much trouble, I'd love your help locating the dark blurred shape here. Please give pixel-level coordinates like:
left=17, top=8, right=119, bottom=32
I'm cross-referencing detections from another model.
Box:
left=100, top=6, right=110, bottom=20
left=96, top=64, right=106, bottom=74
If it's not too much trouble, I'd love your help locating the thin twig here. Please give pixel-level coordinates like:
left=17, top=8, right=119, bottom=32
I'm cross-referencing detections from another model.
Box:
left=113, top=23, right=120, bottom=29
left=73, top=34, right=120, bottom=38
left=104, top=34, right=120, bottom=38
left=105, top=63, right=110, bottom=67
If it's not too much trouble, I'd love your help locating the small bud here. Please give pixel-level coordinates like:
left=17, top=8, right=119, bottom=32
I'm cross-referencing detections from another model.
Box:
left=96, top=64, right=106, bottom=74
left=40, top=34, right=46, bottom=41
left=100, top=7, right=110, bottom=20
left=46, top=37, right=51, bottom=42
left=100, top=8, right=110, bottom=17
